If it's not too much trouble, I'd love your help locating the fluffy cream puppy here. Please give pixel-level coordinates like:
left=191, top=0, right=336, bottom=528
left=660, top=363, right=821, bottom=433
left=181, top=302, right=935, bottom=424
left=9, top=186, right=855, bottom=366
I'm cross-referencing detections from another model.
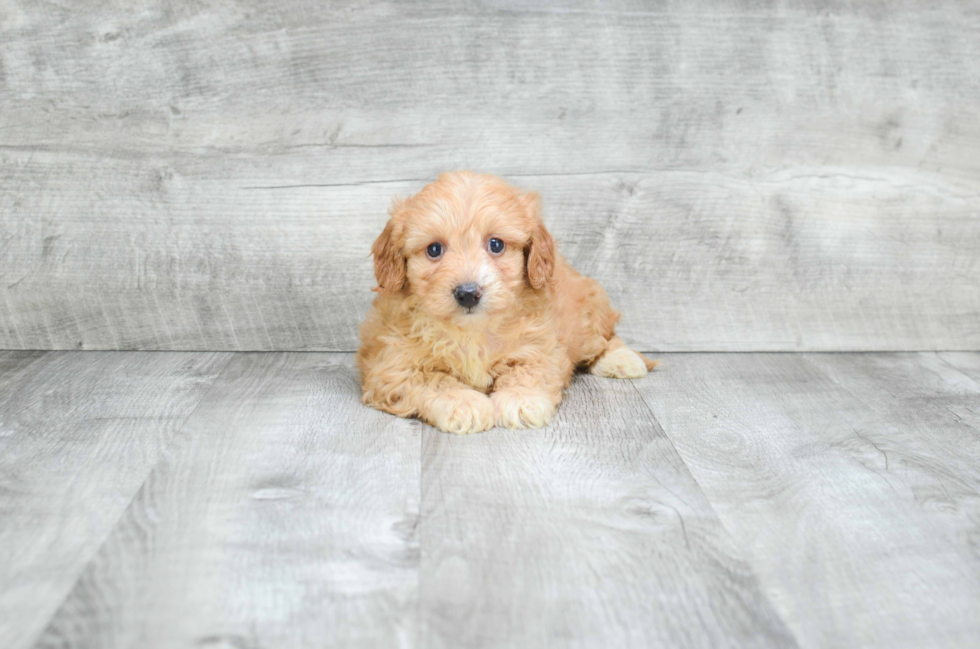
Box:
left=357, top=171, right=656, bottom=434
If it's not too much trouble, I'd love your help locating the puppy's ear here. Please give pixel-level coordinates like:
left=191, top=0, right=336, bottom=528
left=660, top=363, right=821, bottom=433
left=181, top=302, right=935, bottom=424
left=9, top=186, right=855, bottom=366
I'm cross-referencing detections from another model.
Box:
left=522, top=191, right=556, bottom=290
left=371, top=215, right=406, bottom=295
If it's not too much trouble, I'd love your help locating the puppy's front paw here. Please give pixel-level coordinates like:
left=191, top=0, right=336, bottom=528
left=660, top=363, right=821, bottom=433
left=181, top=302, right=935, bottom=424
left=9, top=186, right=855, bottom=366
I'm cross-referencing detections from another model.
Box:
left=428, top=390, right=495, bottom=435
left=591, top=346, right=648, bottom=379
left=491, top=390, right=556, bottom=429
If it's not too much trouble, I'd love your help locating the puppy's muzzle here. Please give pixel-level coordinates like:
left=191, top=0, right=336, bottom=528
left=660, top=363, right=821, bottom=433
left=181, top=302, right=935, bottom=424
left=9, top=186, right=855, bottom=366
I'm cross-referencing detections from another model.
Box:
left=453, top=283, right=482, bottom=309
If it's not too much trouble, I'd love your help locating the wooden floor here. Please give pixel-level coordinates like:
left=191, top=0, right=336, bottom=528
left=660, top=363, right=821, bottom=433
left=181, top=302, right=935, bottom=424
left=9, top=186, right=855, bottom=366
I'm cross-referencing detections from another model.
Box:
left=1, top=352, right=977, bottom=648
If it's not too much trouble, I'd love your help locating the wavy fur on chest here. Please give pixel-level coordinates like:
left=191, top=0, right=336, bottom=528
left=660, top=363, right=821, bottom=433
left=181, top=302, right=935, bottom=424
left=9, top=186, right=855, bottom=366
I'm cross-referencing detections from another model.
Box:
left=362, top=293, right=560, bottom=393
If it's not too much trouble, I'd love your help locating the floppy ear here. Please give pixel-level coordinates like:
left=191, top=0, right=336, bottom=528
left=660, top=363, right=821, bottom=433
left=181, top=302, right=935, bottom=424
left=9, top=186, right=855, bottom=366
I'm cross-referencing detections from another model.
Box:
left=522, top=191, right=556, bottom=290
left=371, top=217, right=406, bottom=295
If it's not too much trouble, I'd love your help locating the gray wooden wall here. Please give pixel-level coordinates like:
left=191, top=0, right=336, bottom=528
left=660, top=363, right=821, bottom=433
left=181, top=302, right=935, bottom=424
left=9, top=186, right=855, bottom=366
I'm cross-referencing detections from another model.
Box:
left=2, top=0, right=978, bottom=352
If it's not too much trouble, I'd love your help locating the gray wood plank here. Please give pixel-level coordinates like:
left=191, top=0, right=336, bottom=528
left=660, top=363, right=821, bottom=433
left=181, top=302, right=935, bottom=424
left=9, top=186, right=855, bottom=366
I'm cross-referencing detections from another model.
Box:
left=2, top=0, right=979, bottom=351
left=633, top=353, right=980, bottom=649
left=33, top=353, right=420, bottom=649
left=0, top=351, right=230, bottom=649
left=419, top=373, right=797, bottom=648
left=2, top=159, right=977, bottom=352
left=938, top=351, right=980, bottom=384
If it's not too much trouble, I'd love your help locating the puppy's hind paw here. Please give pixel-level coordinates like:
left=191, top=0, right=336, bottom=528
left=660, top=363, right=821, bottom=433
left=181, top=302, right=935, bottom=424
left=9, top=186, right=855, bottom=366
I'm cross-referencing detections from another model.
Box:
left=428, top=390, right=495, bottom=435
left=491, top=390, right=556, bottom=429
left=591, top=346, right=650, bottom=379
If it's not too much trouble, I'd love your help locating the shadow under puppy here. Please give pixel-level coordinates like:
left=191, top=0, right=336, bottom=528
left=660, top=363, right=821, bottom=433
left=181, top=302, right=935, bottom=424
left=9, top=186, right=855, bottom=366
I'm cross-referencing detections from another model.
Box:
left=357, top=171, right=657, bottom=434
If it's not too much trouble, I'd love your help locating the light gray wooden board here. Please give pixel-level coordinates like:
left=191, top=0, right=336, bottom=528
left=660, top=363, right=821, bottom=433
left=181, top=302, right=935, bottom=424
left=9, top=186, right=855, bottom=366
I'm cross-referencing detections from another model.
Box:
left=419, top=373, right=798, bottom=649
left=34, top=353, right=420, bottom=649
left=2, top=1, right=979, bottom=351
left=0, top=350, right=229, bottom=649
left=634, top=353, right=980, bottom=649
left=939, top=351, right=980, bottom=383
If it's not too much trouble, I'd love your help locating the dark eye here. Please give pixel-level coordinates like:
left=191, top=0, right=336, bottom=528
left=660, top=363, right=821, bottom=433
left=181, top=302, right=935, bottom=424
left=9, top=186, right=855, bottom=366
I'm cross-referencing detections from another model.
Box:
left=488, top=238, right=505, bottom=255
left=426, top=242, right=443, bottom=259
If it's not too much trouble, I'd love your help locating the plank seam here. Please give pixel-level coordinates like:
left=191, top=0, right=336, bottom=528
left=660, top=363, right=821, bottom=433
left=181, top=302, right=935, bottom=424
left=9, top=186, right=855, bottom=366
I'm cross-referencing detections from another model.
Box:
left=22, top=351, right=237, bottom=649
left=626, top=376, right=806, bottom=648
left=934, top=352, right=980, bottom=385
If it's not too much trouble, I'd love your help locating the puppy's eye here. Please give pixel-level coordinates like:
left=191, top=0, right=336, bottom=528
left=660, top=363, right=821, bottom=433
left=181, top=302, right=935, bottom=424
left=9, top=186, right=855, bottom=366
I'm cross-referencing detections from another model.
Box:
left=426, top=242, right=444, bottom=260
left=488, top=238, right=505, bottom=255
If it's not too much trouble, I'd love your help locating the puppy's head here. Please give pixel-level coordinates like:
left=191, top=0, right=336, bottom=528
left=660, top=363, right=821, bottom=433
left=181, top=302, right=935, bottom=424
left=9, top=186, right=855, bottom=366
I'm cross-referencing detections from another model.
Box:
left=371, top=171, right=555, bottom=323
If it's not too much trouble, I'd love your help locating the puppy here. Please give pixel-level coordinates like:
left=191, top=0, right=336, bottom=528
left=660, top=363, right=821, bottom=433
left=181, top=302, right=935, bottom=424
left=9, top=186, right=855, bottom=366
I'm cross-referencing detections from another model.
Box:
left=357, top=171, right=657, bottom=434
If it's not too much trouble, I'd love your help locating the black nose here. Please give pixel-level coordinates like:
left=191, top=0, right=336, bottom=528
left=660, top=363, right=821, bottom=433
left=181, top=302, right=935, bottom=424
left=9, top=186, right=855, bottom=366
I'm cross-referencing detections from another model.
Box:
left=453, top=283, right=482, bottom=308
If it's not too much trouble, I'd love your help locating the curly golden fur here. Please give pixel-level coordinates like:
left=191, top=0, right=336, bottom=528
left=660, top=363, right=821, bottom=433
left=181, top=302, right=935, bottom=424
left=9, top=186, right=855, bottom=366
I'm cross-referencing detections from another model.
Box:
left=357, top=171, right=657, bottom=434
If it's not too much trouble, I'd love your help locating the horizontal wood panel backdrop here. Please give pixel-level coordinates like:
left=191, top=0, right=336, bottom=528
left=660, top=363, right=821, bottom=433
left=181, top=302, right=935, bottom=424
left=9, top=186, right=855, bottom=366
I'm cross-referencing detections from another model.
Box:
left=1, top=0, right=978, bottom=351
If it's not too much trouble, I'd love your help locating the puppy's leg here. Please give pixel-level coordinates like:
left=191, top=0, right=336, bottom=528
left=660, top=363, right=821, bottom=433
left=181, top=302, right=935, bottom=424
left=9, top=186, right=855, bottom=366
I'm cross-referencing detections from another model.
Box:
left=591, top=336, right=659, bottom=379
left=557, top=272, right=657, bottom=379
left=361, top=351, right=494, bottom=435
left=423, top=382, right=496, bottom=435
left=491, top=353, right=571, bottom=429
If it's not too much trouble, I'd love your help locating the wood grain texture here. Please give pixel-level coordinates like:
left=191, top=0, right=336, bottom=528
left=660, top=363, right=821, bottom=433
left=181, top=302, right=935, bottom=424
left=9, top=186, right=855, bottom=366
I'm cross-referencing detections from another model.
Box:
left=6, top=351, right=980, bottom=647
left=939, top=351, right=980, bottom=382
left=34, top=353, right=421, bottom=649
left=633, top=353, right=980, bottom=649
left=2, top=0, right=979, bottom=351
left=0, top=351, right=229, bottom=649
left=419, top=372, right=797, bottom=649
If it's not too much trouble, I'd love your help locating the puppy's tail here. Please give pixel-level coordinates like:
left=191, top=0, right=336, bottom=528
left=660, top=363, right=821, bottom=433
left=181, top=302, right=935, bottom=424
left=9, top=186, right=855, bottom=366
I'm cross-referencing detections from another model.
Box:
left=637, top=352, right=660, bottom=371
